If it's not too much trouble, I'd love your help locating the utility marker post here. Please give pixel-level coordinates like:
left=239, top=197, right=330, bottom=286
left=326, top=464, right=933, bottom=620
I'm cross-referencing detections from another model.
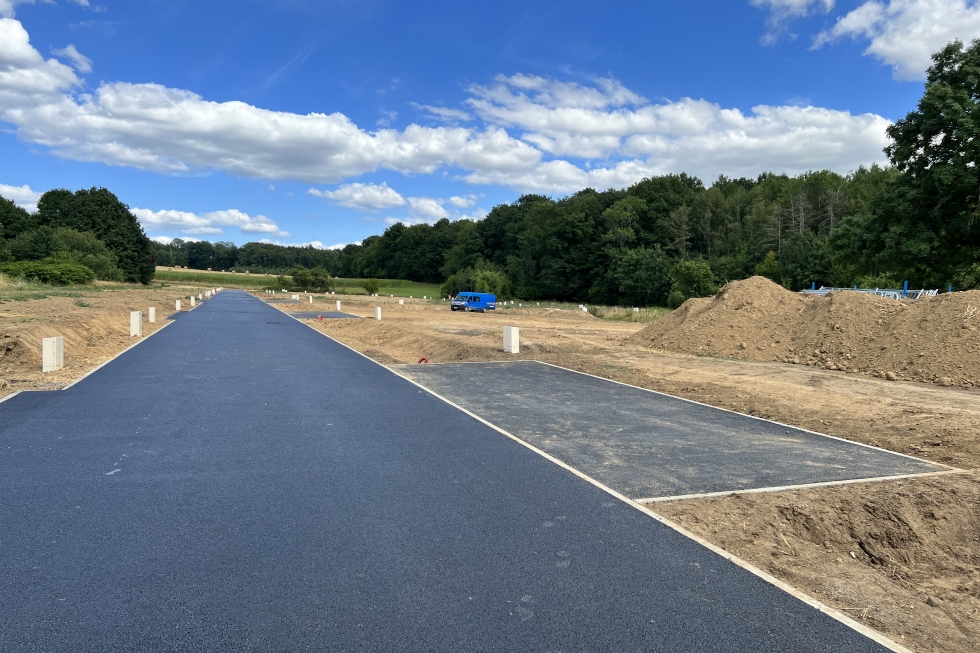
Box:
left=190, top=297, right=196, bottom=307
left=130, top=311, right=143, bottom=337
left=149, top=307, right=156, bottom=323
left=336, top=300, right=341, bottom=311
left=42, top=336, right=64, bottom=372
left=503, top=326, right=519, bottom=354
left=375, top=307, right=382, bottom=320
left=176, top=299, right=182, bottom=311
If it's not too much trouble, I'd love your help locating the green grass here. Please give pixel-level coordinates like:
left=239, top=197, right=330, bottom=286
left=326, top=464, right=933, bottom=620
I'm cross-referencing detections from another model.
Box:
left=153, top=269, right=277, bottom=288
left=333, top=283, right=444, bottom=298
left=588, top=305, right=669, bottom=323
left=154, top=269, right=438, bottom=294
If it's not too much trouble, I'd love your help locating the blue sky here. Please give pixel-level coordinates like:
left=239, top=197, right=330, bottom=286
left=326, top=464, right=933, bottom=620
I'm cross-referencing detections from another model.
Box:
left=2, top=0, right=979, bottom=248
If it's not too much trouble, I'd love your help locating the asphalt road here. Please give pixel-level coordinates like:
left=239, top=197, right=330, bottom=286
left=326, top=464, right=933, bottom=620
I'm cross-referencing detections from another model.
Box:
left=394, top=361, right=945, bottom=499
left=0, top=291, right=892, bottom=652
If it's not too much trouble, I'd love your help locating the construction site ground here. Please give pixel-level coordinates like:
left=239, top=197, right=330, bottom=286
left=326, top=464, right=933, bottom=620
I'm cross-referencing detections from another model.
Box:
left=2, top=278, right=978, bottom=653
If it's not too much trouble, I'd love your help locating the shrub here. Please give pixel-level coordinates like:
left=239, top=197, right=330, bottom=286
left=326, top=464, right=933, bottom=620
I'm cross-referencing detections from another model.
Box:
left=362, top=278, right=380, bottom=294
left=0, top=259, right=96, bottom=285
left=754, top=251, right=782, bottom=282
left=669, top=258, right=717, bottom=300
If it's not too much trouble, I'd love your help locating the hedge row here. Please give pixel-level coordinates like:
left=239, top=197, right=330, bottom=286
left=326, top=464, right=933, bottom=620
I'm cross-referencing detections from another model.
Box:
left=0, top=260, right=96, bottom=285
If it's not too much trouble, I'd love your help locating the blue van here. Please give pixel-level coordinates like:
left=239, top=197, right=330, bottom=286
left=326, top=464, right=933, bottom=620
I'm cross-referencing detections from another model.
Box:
left=451, top=292, right=496, bottom=312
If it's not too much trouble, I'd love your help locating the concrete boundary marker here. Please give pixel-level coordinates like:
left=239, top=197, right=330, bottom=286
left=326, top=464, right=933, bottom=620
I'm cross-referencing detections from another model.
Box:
left=271, top=297, right=912, bottom=653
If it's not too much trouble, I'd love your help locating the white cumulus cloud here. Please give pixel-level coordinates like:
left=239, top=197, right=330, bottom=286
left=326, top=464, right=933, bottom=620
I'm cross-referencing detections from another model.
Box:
left=462, top=77, right=890, bottom=191
left=448, top=194, right=478, bottom=208
left=412, top=103, right=473, bottom=122
left=132, top=207, right=290, bottom=237
left=813, top=0, right=980, bottom=79
left=0, top=182, right=41, bottom=211
left=407, top=196, right=449, bottom=221
left=51, top=44, right=92, bottom=73
left=0, top=17, right=893, bottom=196
left=308, top=181, right=406, bottom=211
left=751, top=0, right=836, bottom=44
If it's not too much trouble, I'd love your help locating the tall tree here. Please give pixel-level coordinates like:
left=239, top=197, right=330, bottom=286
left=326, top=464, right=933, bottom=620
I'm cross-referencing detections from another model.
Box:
left=35, top=188, right=156, bottom=284
left=866, top=39, right=980, bottom=285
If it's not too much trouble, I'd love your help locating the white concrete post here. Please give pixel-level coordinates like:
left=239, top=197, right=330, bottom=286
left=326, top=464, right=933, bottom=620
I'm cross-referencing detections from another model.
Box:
left=149, top=307, right=156, bottom=323
left=190, top=296, right=196, bottom=307
left=42, top=336, right=64, bottom=372
left=309, top=296, right=313, bottom=304
left=176, top=299, right=182, bottom=311
left=503, top=326, right=520, bottom=354
left=198, top=294, right=202, bottom=300
left=374, top=307, right=382, bottom=320
left=399, top=299, right=404, bottom=305
left=633, top=307, right=639, bottom=313
left=130, top=311, right=143, bottom=337
left=336, top=300, right=341, bottom=311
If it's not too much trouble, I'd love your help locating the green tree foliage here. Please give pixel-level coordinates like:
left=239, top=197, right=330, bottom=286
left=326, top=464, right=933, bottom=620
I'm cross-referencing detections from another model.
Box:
left=35, top=188, right=155, bottom=283
left=289, top=265, right=333, bottom=291
left=847, top=39, right=980, bottom=287
left=670, top=259, right=717, bottom=304
left=362, top=278, right=380, bottom=294
left=441, top=261, right=511, bottom=298
left=0, top=196, right=37, bottom=241
left=754, top=251, right=782, bottom=282
left=8, top=227, right=124, bottom=281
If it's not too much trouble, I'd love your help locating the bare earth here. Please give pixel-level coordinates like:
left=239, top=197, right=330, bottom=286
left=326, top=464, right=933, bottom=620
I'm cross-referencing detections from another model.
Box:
left=2, top=286, right=978, bottom=652
left=0, top=284, right=202, bottom=397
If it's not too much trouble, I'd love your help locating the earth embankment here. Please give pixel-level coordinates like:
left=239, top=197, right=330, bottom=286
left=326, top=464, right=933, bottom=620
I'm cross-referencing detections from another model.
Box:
left=629, top=276, right=980, bottom=388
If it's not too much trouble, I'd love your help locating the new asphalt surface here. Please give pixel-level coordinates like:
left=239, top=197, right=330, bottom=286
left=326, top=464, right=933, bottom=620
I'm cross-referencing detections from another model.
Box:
left=0, top=291, right=892, bottom=652
left=393, top=361, right=946, bottom=499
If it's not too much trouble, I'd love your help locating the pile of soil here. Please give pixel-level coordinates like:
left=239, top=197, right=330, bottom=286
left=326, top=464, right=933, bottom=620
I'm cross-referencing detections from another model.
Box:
left=630, top=276, right=980, bottom=387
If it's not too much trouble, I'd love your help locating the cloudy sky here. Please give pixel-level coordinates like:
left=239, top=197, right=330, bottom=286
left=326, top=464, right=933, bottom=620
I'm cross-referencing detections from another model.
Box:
left=1, top=0, right=978, bottom=248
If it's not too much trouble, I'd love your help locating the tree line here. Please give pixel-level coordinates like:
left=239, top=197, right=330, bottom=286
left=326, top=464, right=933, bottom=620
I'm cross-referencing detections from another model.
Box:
left=0, top=188, right=155, bottom=284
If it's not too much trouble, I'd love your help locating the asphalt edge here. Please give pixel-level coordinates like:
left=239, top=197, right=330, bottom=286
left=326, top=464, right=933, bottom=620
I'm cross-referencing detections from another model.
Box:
left=282, top=305, right=913, bottom=653
left=61, top=307, right=182, bottom=390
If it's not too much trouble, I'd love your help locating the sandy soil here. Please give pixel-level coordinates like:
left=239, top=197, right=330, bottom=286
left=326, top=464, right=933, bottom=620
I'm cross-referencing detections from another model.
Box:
left=281, top=292, right=980, bottom=653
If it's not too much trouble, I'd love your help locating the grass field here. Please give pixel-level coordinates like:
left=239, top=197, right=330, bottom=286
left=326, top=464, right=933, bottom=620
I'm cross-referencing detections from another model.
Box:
left=153, top=269, right=438, bottom=296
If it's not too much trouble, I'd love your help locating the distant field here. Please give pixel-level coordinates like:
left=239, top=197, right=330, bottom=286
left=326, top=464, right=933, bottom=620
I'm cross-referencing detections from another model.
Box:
left=154, top=270, right=274, bottom=288
left=154, top=269, right=442, bottom=296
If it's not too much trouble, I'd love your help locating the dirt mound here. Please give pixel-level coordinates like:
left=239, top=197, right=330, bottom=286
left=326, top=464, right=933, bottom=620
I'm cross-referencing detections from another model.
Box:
left=630, top=276, right=980, bottom=388
left=0, top=333, right=29, bottom=366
